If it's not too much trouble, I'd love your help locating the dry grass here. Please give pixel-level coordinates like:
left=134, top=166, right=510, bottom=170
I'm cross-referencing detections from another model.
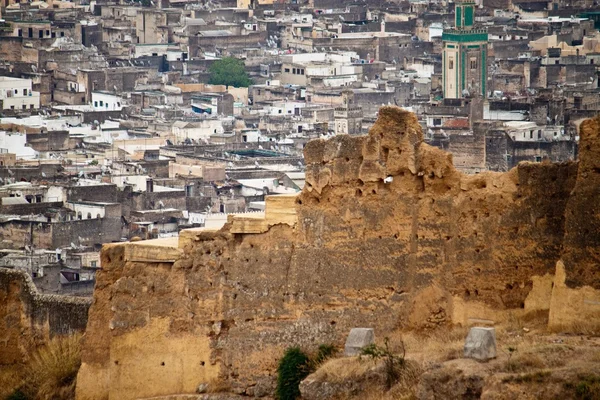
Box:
left=310, top=356, right=422, bottom=400
left=21, top=334, right=82, bottom=400
left=503, top=351, right=546, bottom=373
left=549, top=321, right=600, bottom=336
left=309, top=356, right=377, bottom=384
left=400, top=326, right=469, bottom=363
left=0, top=368, right=24, bottom=399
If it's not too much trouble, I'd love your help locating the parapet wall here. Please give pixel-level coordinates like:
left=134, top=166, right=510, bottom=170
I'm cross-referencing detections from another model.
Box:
left=0, top=268, right=91, bottom=366
left=76, top=108, right=600, bottom=400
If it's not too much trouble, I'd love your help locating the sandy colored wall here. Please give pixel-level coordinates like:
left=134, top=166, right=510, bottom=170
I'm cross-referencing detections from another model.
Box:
left=0, top=268, right=91, bottom=366
left=549, top=116, right=600, bottom=331
left=77, top=108, right=598, bottom=399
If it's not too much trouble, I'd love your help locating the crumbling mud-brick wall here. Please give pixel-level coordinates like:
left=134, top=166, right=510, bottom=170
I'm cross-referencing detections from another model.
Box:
left=549, top=115, right=600, bottom=330
left=77, top=108, right=597, bottom=400
left=0, top=268, right=91, bottom=366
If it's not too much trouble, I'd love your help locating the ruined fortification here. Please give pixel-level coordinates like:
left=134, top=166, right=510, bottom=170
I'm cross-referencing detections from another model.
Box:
left=76, top=108, right=600, bottom=400
left=0, top=268, right=91, bottom=366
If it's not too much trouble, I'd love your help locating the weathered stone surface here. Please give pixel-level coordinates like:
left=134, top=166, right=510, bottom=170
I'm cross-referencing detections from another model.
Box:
left=548, top=115, right=600, bottom=331
left=463, top=327, right=497, bottom=361
left=416, top=361, right=487, bottom=400
left=0, top=268, right=90, bottom=367
left=76, top=108, right=600, bottom=400
left=344, top=328, right=375, bottom=356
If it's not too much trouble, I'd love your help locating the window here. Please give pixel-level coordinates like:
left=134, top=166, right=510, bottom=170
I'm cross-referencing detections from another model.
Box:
left=284, top=68, right=290, bottom=73
left=39, top=30, right=43, bottom=38
left=91, top=261, right=97, bottom=268
left=60, top=31, right=64, bottom=37
left=14, top=89, right=17, bottom=94
left=23, top=89, right=27, bottom=95
left=18, top=29, right=22, bottom=37
left=10, top=105, right=14, bottom=110
left=87, top=213, right=92, bottom=219
left=449, top=59, right=454, bottom=69
left=278, top=109, right=282, bottom=114
left=470, top=58, right=477, bottom=69
left=538, top=130, right=542, bottom=139
left=300, top=69, right=304, bottom=75
left=529, top=130, right=533, bottom=139
left=535, top=156, right=542, bottom=162
left=99, top=101, right=104, bottom=106
left=292, top=68, right=296, bottom=74
left=94, top=101, right=98, bottom=107
left=433, top=118, right=442, bottom=126
left=30, top=104, right=34, bottom=109
left=22, top=105, right=26, bottom=109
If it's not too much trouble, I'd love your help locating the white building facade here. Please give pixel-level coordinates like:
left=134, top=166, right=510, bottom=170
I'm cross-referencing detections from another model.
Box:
left=0, top=77, right=41, bottom=111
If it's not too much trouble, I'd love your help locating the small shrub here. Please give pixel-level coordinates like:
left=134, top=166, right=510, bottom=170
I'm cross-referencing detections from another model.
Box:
left=360, top=337, right=406, bottom=390
left=565, top=374, right=600, bottom=400
left=22, top=334, right=82, bottom=400
left=276, top=347, right=310, bottom=400
left=504, top=346, right=518, bottom=372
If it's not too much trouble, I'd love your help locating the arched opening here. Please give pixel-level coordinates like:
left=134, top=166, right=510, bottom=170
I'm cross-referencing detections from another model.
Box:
left=87, top=212, right=92, bottom=219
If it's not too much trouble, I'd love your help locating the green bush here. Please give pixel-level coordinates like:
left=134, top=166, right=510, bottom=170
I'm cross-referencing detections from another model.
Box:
left=276, top=347, right=310, bottom=400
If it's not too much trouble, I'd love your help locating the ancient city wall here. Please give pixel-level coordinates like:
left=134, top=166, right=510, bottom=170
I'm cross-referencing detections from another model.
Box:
left=77, top=108, right=598, bottom=400
left=0, top=268, right=91, bottom=366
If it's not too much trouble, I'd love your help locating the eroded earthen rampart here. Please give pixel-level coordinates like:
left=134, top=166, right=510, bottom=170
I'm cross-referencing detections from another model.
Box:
left=75, top=108, right=600, bottom=400
left=0, top=268, right=91, bottom=366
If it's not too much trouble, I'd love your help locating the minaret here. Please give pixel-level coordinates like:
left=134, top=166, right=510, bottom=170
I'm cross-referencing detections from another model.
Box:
left=442, top=0, right=488, bottom=99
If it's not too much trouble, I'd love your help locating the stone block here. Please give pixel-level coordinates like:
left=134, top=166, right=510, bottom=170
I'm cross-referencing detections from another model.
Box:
left=463, top=327, right=497, bottom=361
left=344, top=328, right=374, bottom=356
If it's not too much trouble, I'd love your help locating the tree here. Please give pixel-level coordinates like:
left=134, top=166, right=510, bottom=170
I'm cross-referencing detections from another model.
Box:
left=208, top=57, right=252, bottom=88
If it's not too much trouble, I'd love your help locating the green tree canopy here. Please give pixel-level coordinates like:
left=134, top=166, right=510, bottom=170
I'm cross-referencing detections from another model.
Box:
left=208, top=57, right=252, bottom=88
